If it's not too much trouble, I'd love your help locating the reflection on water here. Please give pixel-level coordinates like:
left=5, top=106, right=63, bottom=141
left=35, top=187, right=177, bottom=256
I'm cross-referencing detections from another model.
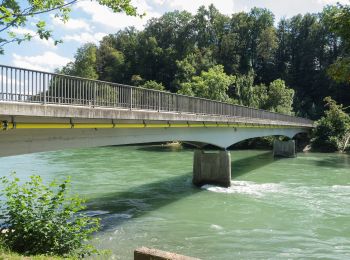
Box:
left=0, top=146, right=349, bottom=259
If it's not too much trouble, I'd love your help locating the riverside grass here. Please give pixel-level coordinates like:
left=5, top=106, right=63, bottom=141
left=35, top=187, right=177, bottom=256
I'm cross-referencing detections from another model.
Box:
left=0, top=239, right=65, bottom=259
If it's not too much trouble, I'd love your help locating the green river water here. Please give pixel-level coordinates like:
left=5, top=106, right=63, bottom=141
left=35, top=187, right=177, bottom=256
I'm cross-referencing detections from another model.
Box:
left=0, top=146, right=349, bottom=259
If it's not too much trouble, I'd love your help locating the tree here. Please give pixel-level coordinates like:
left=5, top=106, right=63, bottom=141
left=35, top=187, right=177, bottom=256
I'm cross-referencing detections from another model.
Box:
left=264, top=79, right=294, bottom=115
left=328, top=57, right=350, bottom=83
left=178, top=65, right=235, bottom=102
left=144, top=10, right=194, bottom=58
left=256, top=26, right=278, bottom=83
left=312, top=97, right=350, bottom=151
left=234, top=71, right=257, bottom=107
left=234, top=73, right=294, bottom=114
left=174, top=47, right=216, bottom=88
left=191, top=5, right=228, bottom=49
left=97, top=38, right=125, bottom=82
left=0, top=0, right=140, bottom=54
left=60, top=43, right=98, bottom=79
left=273, top=11, right=342, bottom=118
left=142, top=80, right=165, bottom=91
left=248, top=7, right=275, bottom=74
left=323, top=4, right=350, bottom=84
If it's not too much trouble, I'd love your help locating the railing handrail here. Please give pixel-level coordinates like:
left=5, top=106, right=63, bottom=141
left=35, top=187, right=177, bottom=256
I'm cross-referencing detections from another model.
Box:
left=0, top=64, right=314, bottom=126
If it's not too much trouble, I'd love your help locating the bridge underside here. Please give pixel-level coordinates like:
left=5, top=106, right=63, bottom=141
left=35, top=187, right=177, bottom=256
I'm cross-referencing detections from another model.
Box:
left=0, top=126, right=307, bottom=157
left=0, top=103, right=311, bottom=157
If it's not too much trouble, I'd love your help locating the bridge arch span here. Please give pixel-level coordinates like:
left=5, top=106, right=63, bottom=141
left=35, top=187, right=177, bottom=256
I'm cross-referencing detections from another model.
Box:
left=225, top=129, right=307, bottom=148
left=0, top=126, right=308, bottom=157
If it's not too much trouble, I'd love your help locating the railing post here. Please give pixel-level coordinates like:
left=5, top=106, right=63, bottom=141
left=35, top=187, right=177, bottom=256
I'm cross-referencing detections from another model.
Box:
left=130, top=87, right=133, bottom=110
left=93, top=82, right=97, bottom=107
left=158, top=91, right=161, bottom=112
left=43, top=74, right=46, bottom=105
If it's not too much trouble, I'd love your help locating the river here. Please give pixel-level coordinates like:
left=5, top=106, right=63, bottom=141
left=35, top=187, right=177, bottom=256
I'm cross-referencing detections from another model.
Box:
left=0, top=146, right=349, bottom=259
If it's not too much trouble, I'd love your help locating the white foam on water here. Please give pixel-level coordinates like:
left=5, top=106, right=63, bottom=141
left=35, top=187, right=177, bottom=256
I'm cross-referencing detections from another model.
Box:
left=201, top=180, right=283, bottom=197
left=331, top=185, right=350, bottom=192
left=210, top=224, right=223, bottom=230
left=111, top=213, right=133, bottom=219
left=83, top=210, right=109, bottom=217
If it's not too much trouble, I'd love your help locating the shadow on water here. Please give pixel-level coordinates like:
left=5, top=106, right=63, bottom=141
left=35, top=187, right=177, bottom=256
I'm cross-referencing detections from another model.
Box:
left=231, top=151, right=277, bottom=179
left=136, top=145, right=185, bottom=153
left=309, top=153, right=350, bottom=169
left=85, top=172, right=199, bottom=231
left=85, top=150, right=278, bottom=231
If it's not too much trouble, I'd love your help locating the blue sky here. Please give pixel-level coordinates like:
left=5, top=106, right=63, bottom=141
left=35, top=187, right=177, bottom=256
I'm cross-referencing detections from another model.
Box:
left=0, top=0, right=347, bottom=72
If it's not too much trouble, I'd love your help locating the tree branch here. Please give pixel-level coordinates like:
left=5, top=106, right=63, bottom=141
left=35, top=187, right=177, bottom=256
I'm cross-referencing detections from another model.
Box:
left=342, top=133, right=350, bottom=152
left=0, top=6, right=34, bottom=33
left=0, top=38, right=19, bottom=48
left=0, top=0, right=77, bottom=21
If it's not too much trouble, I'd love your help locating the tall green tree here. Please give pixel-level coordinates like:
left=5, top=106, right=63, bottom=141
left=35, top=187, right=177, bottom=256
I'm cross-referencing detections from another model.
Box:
left=178, top=65, right=235, bottom=102
left=174, top=47, right=216, bottom=88
left=323, top=4, right=350, bottom=84
left=264, top=79, right=294, bottom=115
left=97, top=36, right=125, bottom=82
left=234, top=71, right=257, bottom=107
left=60, top=43, right=98, bottom=79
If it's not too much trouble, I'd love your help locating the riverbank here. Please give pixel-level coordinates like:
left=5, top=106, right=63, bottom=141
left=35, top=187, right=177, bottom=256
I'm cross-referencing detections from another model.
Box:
left=0, top=245, right=63, bottom=260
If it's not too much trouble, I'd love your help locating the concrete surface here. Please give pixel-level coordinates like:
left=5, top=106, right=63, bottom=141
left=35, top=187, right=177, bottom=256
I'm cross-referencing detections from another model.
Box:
left=273, top=140, right=296, bottom=157
left=134, top=247, right=200, bottom=260
left=193, top=150, right=231, bottom=187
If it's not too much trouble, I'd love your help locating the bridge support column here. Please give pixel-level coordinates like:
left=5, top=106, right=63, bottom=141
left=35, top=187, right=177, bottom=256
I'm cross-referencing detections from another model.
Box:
left=193, top=149, right=231, bottom=188
left=273, top=140, right=296, bottom=157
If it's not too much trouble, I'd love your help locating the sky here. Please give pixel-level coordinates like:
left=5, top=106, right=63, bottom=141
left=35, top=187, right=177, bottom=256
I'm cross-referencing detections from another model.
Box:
left=1, top=0, right=348, bottom=72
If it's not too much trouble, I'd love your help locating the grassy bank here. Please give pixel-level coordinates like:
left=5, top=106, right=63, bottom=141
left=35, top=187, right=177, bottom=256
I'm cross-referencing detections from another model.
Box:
left=0, top=245, right=63, bottom=260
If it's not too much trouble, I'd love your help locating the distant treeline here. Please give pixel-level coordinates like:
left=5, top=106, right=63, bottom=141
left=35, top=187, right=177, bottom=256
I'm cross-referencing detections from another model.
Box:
left=59, top=4, right=350, bottom=119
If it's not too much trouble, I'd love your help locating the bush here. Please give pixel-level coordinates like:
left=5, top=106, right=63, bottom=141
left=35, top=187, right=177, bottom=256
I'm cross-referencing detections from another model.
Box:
left=312, top=97, right=350, bottom=152
left=142, top=80, right=165, bottom=91
left=0, top=174, right=100, bottom=258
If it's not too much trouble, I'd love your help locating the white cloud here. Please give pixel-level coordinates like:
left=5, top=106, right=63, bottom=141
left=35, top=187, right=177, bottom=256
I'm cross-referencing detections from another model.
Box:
left=63, top=32, right=107, bottom=44
left=51, top=15, right=92, bottom=31
left=168, top=0, right=235, bottom=15
left=317, top=0, right=349, bottom=4
left=10, top=28, right=57, bottom=48
left=76, top=0, right=161, bottom=30
left=12, top=52, right=72, bottom=72
left=152, top=0, right=165, bottom=4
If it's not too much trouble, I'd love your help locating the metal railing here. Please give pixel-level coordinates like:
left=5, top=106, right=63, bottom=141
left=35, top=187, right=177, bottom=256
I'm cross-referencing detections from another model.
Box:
left=0, top=64, right=313, bottom=126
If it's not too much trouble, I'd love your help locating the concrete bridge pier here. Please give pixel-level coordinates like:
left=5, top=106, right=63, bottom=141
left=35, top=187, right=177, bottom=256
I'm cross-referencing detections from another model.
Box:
left=193, top=149, right=231, bottom=188
left=273, top=140, right=296, bottom=157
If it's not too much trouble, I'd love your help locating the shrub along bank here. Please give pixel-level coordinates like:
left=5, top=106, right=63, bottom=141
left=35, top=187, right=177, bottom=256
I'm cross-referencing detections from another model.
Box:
left=0, top=174, right=102, bottom=259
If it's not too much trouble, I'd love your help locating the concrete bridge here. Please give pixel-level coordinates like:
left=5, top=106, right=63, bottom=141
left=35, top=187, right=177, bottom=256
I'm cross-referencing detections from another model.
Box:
left=0, top=64, right=313, bottom=187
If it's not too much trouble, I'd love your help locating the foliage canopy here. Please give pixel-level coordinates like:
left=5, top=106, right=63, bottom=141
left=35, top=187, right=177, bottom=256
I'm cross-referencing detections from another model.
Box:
left=323, top=3, right=350, bottom=84
left=178, top=65, right=235, bottom=102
